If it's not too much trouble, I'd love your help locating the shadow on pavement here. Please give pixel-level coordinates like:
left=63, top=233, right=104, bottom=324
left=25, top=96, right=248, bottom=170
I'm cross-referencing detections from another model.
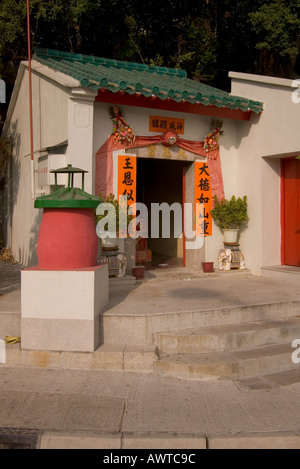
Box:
left=0, top=261, right=25, bottom=295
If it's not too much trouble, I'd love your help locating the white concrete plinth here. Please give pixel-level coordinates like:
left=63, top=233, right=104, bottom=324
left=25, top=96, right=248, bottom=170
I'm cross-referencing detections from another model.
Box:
left=0, top=339, right=6, bottom=364
left=21, top=264, right=109, bottom=352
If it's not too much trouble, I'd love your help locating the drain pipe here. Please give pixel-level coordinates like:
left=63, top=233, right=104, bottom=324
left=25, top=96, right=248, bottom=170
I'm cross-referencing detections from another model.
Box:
left=27, top=0, right=35, bottom=199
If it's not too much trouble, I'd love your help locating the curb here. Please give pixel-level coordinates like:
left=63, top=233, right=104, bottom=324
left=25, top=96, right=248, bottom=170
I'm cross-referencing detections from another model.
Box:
left=1, top=429, right=298, bottom=449
left=0, top=343, right=159, bottom=373
left=39, top=430, right=300, bottom=449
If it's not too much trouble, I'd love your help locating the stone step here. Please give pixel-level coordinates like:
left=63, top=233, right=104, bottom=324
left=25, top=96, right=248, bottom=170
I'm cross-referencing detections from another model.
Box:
left=235, top=368, right=300, bottom=390
left=102, top=300, right=300, bottom=345
left=0, top=343, right=159, bottom=373
left=109, top=275, right=136, bottom=286
left=261, top=266, right=300, bottom=283
left=155, top=317, right=300, bottom=354
left=154, top=343, right=298, bottom=380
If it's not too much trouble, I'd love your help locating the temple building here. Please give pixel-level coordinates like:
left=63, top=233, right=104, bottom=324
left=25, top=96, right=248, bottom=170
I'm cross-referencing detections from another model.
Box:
left=2, top=48, right=300, bottom=276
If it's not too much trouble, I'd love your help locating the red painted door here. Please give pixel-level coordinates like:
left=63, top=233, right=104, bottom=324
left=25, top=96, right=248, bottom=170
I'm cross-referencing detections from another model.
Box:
left=282, top=158, right=300, bottom=266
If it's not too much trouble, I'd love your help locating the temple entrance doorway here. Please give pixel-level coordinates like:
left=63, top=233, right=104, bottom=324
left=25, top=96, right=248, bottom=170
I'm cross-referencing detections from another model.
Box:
left=136, top=157, right=185, bottom=269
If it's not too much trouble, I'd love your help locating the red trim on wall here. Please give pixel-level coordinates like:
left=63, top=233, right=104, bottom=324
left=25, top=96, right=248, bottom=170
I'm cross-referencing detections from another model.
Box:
left=182, top=163, right=186, bottom=267
left=281, top=158, right=285, bottom=265
left=96, top=90, right=252, bottom=121
left=281, top=156, right=300, bottom=266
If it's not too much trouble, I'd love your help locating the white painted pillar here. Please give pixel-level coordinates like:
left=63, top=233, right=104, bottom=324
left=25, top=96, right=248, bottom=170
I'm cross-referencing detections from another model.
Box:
left=67, top=88, right=98, bottom=194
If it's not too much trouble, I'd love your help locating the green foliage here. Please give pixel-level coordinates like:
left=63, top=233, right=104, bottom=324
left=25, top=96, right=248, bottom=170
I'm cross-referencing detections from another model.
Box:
left=171, top=16, right=218, bottom=82
left=0, top=0, right=300, bottom=119
left=249, top=0, right=300, bottom=58
left=95, top=193, right=134, bottom=233
left=0, top=134, right=13, bottom=187
left=211, top=195, right=249, bottom=231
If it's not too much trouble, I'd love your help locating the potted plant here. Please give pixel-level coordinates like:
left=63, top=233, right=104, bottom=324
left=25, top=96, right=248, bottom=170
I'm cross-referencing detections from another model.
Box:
left=95, top=193, right=134, bottom=249
left=210, top=195, right=248, bottom=243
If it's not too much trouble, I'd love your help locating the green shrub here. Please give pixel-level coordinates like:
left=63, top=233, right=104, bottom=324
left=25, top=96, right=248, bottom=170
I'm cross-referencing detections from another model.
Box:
left=95, top=193, right=134, bottom=234
left=211, top=195, right=248, bottom=230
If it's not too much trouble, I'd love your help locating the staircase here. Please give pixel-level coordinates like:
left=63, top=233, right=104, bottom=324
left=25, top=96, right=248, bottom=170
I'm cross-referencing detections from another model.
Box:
left=1, top=302, right=300, bottom=380
left=153, top=315, right=300, bottom=380
left=1, top=264, right=300, bottom=382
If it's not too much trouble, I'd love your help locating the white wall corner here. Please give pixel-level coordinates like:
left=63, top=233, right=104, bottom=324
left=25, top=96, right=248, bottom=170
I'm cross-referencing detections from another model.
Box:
left=67, top=89, right=97, bottom=193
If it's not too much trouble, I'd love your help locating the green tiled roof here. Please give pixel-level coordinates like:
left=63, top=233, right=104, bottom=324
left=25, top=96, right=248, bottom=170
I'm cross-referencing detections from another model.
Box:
left=33, top=48, right=263, bottom=114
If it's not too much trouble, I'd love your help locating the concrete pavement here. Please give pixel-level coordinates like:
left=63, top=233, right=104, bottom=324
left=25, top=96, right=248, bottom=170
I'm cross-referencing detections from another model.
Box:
left=0, top=260, right=300, bottom=449
left=1, top=366, right=300, bottom=449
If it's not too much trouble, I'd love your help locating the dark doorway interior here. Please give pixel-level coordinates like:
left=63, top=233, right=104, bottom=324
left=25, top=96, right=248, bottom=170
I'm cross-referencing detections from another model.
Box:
left=137, top=158, right=184, bottom=268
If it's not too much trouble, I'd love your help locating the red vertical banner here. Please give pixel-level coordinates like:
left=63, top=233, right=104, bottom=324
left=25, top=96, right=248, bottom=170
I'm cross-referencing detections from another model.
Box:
left=194, top=161, right=212, bottom=237
left=118, top=154, right=137, bottom=207
left=118, top=154, right=137, bottom=237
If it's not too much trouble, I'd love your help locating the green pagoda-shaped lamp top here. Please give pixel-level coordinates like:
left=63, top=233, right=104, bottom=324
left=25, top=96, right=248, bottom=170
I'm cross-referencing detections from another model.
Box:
left=34, top=164, right=101, bottom=209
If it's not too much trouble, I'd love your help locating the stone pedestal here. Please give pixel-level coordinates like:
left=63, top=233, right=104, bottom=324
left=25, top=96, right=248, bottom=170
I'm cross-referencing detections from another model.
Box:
left=21, top=264, right=109, bottom=352
left=224, top=243, right=245, bottom=269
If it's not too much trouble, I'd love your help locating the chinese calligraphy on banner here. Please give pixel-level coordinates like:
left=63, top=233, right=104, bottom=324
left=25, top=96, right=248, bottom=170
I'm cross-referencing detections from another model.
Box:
left=194, top=161, right=212, bottom=237
left=117, top=154, right=137, bottom=207
left=149, top=116, right=184, bottom=134
left=118, top=154, right=137, bottom=237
